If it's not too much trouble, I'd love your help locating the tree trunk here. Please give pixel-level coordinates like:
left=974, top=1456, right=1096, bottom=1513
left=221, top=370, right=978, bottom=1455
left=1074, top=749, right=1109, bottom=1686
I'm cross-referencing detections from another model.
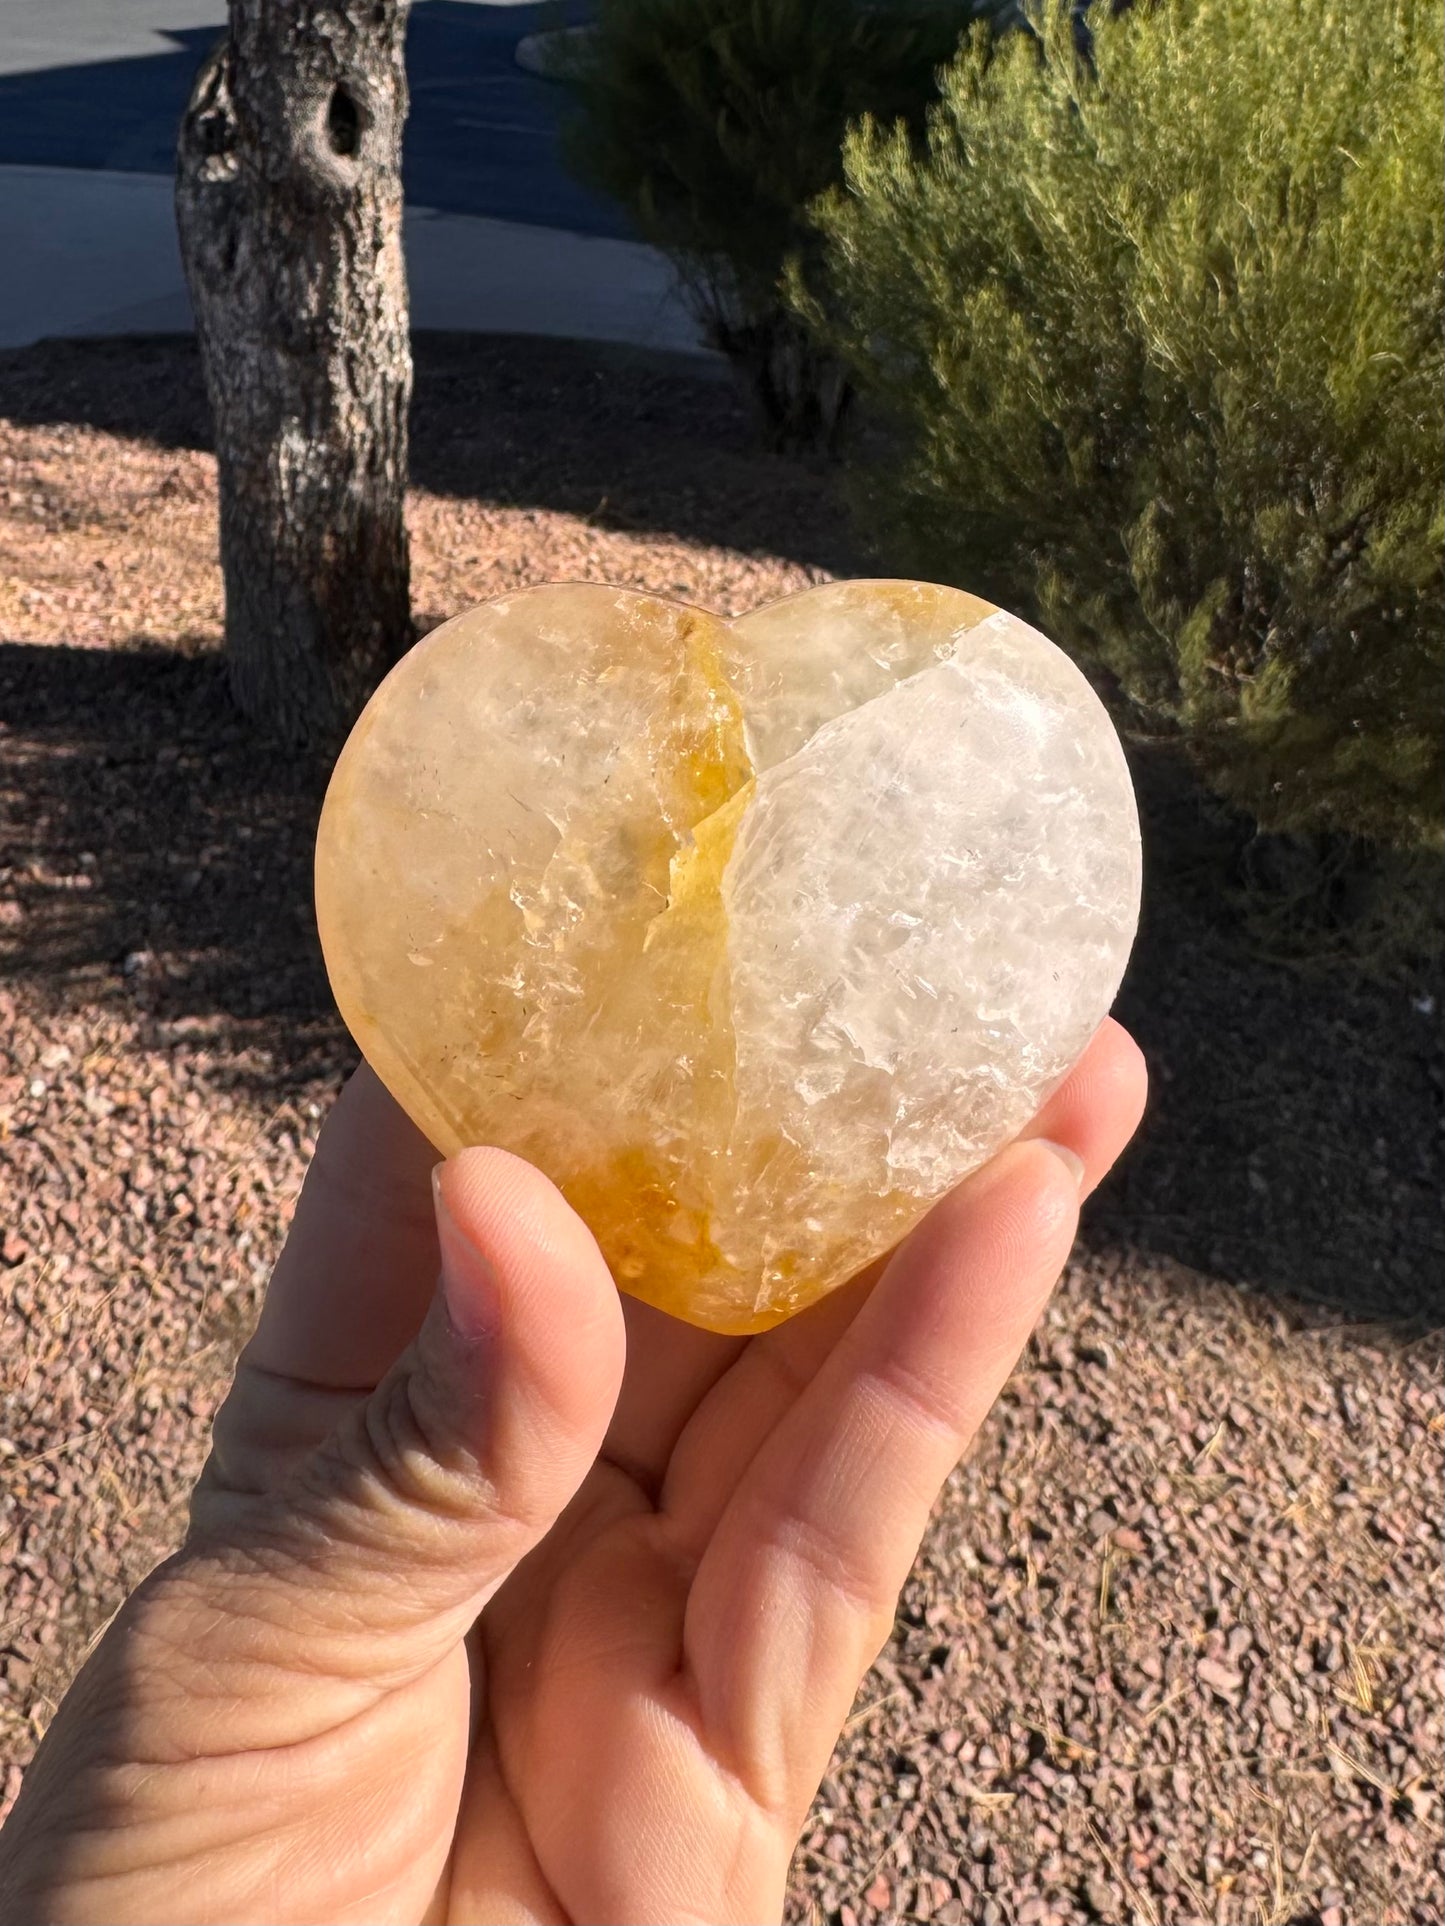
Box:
left=176, top=0, right=414, bottom=745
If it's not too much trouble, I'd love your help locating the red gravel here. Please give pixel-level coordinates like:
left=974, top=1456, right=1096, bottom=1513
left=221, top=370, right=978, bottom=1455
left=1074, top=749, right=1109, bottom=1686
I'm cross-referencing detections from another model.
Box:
left=2, top=334, right=1441, bottom=1924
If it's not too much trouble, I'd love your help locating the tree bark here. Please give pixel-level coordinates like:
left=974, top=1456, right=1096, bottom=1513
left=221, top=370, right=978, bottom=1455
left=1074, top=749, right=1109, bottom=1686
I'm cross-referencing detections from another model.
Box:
left=176, top=0, right=414, bottom=744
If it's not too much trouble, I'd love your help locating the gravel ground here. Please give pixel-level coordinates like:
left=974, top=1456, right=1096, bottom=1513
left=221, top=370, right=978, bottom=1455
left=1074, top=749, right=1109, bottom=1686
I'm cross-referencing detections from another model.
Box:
left=1, top=335, right=1442, bottom=1925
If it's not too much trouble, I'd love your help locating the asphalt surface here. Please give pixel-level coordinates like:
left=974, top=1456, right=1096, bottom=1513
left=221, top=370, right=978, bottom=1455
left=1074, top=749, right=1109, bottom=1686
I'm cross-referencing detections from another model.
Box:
left=0, top=0, right=623, bottom=235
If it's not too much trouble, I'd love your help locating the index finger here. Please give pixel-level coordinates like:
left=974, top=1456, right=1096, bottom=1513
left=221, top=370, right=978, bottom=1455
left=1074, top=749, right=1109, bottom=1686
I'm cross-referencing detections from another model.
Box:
left=680, top=1136, right=1094, bottom=1814
left=245, top=1062, right=441, bottom=1388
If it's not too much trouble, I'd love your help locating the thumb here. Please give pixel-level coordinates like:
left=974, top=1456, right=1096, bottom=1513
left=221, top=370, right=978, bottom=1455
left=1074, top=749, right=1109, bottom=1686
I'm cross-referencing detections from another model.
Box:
left=211, top=1148, right=627, bottom=1680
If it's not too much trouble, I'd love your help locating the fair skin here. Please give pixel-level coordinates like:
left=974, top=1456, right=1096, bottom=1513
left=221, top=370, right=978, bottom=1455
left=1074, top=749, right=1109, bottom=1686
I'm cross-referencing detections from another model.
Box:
left=0, top=1021, right=1145, bottom=1926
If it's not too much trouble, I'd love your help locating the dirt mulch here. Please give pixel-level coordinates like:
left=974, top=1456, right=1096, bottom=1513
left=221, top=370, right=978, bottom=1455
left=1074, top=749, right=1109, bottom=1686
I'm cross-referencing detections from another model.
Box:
left=1, top=333, right=1442, bottom=1925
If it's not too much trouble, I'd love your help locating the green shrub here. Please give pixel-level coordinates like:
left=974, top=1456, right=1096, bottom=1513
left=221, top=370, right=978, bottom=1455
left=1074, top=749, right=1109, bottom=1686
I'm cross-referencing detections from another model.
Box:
left=808, top=0, right=1444, bottom=848
left=558, top=0, right=977, bottom=449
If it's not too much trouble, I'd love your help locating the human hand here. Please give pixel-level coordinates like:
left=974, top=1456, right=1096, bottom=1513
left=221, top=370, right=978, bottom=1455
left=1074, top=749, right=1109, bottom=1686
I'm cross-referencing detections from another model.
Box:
left=0, top=1021, right=1145, bottom=1925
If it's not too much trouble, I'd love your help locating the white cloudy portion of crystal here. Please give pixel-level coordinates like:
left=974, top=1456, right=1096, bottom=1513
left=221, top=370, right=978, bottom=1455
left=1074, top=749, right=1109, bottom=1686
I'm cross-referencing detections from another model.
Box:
left=713, top=597, right=1141, bottom=1313
left=723, top=576, right=998, bottom=770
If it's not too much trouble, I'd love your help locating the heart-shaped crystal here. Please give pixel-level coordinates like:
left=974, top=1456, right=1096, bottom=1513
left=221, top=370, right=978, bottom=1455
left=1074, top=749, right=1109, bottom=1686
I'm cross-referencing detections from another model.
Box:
left=315, top=580, right=1140, bottom=1332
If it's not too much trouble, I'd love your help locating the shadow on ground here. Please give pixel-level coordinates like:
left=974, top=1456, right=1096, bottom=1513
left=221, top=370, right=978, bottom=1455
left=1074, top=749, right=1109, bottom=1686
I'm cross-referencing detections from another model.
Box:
left=0, top=640, right=346, bottom=1083
left=4, top=639, right=1441, bottom=1331
left=0, top=334, right=855, bottom=579
left=2, top=338, right=1441, bottom=1331
left=1088, top=749, right=1444, bottom=1331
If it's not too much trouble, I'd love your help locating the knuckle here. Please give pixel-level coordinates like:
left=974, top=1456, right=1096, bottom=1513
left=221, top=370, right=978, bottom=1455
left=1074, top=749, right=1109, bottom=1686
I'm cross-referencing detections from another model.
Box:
left=292, top=1357, right=536, bottom=1567
left=362, top=1360, right=488, bottom=1522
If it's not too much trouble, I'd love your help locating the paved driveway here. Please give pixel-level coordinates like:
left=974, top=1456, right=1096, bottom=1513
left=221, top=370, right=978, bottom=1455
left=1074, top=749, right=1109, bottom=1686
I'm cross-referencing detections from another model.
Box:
left=0, top=0, right=623, bottom=235
left=0, top=0, right=706, bottom=351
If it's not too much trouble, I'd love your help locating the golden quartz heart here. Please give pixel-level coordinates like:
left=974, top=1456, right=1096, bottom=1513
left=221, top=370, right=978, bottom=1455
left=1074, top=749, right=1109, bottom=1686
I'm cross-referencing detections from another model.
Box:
left=315, top=580, right=1140, bottom=1333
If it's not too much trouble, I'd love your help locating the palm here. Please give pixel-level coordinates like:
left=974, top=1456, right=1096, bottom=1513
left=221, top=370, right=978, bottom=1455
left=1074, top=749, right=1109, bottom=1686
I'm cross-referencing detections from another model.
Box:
left=452, top=1294, right=870, bottom=1923
left=198, top=1290, right=859, bottom=1924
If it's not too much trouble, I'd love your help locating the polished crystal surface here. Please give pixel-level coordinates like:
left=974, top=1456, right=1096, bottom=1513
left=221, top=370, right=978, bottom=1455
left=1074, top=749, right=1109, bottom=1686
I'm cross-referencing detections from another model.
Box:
left=316, top=580, right=1141, bottom=1332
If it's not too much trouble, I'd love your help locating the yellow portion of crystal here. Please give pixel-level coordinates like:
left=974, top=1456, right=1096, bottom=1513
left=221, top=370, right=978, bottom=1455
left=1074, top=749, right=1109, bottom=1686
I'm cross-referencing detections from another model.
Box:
left=670, top=618, right=754, bottom=822
left=645, top=777, right=754, bottom=963
left=566, top=777, right=758, bottom=1323
left=316, top=585, right=768, bottom=1327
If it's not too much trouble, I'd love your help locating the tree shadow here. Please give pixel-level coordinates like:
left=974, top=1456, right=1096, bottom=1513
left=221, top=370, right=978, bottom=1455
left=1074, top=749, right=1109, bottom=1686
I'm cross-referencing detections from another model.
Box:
left=4, top=637, right=1441, bottom=1331
left=1083, top=747, right=1445, bottom=1331
left=0, top=639, right=348, bottom=1087
left=0, top=333, right=854, bottom=579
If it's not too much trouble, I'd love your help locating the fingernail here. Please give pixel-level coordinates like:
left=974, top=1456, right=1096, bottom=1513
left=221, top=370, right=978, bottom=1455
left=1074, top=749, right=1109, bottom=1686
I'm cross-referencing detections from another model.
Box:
left=432, top=1165, right=500, bottom=1344
left=1035, top=1138, right=1087, bottom=1191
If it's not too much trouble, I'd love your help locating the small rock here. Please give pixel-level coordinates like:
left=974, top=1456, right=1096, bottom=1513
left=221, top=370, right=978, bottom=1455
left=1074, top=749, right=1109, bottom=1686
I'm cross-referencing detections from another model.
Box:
left=1405, top=1784, right=1437, bottom=1821
left=1197, top=1657, right=1243, bottom=1697
left=1084, top=1875, right=1117, bottom=1915
left=1266, top=1690, right=1294, bottom=1731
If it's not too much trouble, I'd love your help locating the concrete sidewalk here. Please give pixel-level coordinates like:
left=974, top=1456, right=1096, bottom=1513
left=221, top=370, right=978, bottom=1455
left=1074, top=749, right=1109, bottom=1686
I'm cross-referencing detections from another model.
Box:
left=0, top=164, right=706, bottom=356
